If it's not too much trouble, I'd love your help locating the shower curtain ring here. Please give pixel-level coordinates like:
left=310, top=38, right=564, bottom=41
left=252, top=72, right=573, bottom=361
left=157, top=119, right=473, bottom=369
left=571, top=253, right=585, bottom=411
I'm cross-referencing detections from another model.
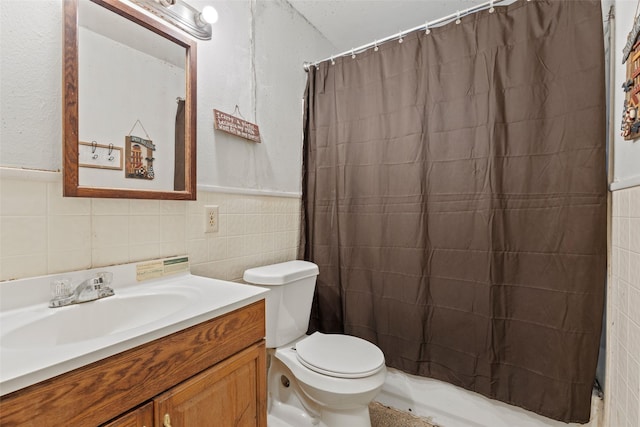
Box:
left=398, top=30, right=404, bottom=43
left=425, top=21, right=431, bottom=35
left=456, top=10, right=461, bottom=24
left=374, top=40, right=379, bottom=52
left=351, top=49, right=356, bottom=59
left=330, top=56, right=335, bottom=65
left=489, top=0, right=495, bottom=13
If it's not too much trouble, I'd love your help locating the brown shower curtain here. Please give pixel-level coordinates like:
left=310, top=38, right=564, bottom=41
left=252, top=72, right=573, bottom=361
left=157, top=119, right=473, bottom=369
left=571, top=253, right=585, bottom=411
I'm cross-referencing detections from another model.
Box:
left=300, top=0, right=607, bottom=423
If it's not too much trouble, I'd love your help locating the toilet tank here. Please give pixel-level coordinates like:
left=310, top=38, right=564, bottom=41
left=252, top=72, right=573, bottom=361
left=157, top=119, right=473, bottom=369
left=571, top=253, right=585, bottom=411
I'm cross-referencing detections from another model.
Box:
left=243, top=261, right=319, bottom=348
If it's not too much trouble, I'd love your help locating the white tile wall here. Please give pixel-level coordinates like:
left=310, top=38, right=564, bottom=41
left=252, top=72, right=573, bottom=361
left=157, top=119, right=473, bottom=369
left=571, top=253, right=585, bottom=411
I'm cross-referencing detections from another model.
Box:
left=0, top=176, right=300, bottom=282
left=187, top=190, right=300, bottom=281
left=607, top=186, right=640, bottom=427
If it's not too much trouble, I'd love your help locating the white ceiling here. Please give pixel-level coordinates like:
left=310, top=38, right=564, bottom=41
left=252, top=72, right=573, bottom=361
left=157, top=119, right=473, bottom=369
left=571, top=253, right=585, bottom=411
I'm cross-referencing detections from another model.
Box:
left=288, top=0, right=512, bottom=54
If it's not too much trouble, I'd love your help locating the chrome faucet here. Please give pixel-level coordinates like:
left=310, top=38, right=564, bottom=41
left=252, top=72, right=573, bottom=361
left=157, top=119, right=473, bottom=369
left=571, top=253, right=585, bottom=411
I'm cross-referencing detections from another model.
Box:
left=49, top=272, right=115, bottom=308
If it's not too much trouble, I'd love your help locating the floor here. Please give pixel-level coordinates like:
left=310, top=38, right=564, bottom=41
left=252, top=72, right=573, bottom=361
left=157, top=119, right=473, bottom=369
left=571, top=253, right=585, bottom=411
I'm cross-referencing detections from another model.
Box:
left=369, top=402, right=438, bottom=427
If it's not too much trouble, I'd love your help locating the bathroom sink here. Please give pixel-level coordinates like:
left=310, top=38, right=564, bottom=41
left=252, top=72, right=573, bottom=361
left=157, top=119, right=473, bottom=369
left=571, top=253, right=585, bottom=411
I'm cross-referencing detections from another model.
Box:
left=0, top=269, right=270, bottom=396
left=1, top=293, right=190, bottom=349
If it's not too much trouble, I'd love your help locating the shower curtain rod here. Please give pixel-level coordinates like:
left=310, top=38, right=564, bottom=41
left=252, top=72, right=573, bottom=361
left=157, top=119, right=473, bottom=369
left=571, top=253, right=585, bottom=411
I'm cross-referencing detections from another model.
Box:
left=303, top=0, right=513, bottom=71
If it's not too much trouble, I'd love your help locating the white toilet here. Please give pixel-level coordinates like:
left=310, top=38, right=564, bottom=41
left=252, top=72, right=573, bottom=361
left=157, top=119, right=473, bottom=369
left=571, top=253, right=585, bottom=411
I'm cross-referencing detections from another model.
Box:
left=243, top=260, right=386, bottom=427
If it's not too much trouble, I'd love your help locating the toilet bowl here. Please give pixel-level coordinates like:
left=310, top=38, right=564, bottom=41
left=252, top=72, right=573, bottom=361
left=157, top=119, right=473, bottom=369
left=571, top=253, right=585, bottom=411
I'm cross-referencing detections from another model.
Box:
left=275, top=333, right=386, bottom=427
left=243, top=261, right=386, bottom=427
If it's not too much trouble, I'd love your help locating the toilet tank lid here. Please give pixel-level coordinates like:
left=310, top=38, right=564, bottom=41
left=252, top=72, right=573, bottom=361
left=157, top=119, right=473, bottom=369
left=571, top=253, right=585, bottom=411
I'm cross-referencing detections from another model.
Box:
left=243, top=260, right=319, bottom=285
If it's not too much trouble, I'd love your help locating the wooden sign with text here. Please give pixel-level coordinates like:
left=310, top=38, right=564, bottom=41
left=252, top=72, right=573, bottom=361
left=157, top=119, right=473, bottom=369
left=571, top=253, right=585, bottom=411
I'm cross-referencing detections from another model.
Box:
left=213, top=109, right=261, bottom=143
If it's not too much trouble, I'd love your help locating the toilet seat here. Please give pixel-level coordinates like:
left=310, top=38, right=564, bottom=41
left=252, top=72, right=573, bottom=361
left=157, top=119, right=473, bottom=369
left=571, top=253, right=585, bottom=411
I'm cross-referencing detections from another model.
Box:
left=295, top=332, right=385, bottom=379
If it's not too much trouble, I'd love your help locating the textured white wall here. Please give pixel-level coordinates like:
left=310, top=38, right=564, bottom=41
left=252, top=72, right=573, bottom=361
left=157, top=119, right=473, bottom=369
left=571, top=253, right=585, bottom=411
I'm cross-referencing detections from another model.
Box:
left=0, top=0, right=62, bottom=171
left=193, top=0, right=335, bottom=194
left=0, top=0, right=335, bottom=194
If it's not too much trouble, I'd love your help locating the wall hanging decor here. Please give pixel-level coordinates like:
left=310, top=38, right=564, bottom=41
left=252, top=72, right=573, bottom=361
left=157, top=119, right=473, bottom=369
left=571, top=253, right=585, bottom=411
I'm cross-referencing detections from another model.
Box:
left=78, top=141, right=123, bottom=170
left=213, top=106, right=261, bottom=143
left=125, top=120, right=156, bottom=180
left=621, top=3, right=640, bottom=140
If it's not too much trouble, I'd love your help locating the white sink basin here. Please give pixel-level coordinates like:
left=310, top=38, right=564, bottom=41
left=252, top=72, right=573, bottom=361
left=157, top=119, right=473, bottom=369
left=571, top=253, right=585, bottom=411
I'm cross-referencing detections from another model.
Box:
left=0, top=269, right=269, bottom=396
left=2, top=293, right=191, bottom=349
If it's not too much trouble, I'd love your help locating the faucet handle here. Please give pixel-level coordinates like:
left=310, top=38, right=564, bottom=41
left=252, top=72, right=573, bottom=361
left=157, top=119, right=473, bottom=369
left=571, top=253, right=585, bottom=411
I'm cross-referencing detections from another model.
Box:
left=51, top=278, right=73, bottom=299
left=96, top=272, right=113, bottom=285
left=96, top=272, right=115, bottom=299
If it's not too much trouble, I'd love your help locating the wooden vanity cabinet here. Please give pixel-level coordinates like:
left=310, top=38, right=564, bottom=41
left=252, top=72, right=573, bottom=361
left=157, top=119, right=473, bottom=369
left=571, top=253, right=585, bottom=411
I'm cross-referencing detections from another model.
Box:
left=0, top=300, right=266, bottom=427
left=102, top=402, right=154, bottom=427
left=155, top=342, right=265, bottom=427
left=103, top=342, right=266, bottom=427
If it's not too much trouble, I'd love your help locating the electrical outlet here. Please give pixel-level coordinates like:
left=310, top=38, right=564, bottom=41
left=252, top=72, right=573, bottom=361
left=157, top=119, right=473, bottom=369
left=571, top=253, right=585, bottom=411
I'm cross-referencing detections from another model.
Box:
left=204, top=205, right=219, bottom=233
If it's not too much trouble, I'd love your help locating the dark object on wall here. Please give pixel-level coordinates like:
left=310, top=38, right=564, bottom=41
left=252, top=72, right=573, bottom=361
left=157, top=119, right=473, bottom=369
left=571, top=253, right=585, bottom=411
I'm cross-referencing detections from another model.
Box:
left=213, top=108, right=261, bottom=143
left=125, top=136, right=156, bottom=180
left=300, top=0, right=606, bottom=423
left=175, top=99, right=186, bottom=191
left=621, top=15, right=640, bottom=140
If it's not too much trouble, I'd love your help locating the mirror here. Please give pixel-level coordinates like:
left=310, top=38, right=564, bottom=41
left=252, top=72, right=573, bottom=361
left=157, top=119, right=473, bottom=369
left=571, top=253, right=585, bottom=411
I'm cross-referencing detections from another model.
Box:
left=63, top=0, right=197, bottom=200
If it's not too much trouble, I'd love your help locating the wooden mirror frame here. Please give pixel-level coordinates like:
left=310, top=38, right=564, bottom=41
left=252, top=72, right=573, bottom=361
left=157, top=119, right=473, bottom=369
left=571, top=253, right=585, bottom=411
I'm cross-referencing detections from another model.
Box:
left=63, top=0, right=197, bottom=200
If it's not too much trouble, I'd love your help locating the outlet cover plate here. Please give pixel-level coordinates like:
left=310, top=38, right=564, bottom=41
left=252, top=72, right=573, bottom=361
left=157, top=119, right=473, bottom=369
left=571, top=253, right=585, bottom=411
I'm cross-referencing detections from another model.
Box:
left=204, top=205, right=219, bottom=233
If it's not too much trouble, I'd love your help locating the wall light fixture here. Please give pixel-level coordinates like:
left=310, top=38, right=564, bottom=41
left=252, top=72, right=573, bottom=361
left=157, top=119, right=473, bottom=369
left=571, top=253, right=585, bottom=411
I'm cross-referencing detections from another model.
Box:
left=130, top=0, right=218, bottom=40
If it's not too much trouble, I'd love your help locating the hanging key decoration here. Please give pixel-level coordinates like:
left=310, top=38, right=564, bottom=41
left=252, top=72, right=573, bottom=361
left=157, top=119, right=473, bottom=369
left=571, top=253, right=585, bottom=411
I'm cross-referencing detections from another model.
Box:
left=78, top=141, right=123, bottom=170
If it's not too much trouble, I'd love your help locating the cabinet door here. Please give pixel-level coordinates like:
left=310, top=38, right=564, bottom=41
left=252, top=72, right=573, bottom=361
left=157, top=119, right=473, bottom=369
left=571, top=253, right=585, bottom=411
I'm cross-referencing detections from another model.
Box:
left=155, top=341, right=266, bottom=427
left=102, top=402, right=153, bottom=427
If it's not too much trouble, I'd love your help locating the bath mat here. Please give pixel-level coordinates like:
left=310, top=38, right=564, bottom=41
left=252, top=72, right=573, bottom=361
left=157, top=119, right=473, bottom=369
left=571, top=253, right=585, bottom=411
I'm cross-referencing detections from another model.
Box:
left=369, top=402, right=438, bottom=427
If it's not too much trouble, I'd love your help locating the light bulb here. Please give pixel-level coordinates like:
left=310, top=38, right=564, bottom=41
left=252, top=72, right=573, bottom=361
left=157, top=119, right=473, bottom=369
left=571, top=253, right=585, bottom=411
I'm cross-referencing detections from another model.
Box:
left=200, top=5, right=218, bottom=24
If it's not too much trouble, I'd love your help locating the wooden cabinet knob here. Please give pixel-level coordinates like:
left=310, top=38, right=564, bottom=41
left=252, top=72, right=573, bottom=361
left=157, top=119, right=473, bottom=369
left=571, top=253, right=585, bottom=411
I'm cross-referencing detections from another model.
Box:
left=163, top=413, right=172, bottom=427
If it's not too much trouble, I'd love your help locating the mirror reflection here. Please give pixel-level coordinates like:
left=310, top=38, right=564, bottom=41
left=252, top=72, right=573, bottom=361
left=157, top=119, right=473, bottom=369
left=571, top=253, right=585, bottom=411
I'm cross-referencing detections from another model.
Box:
left=64, top=0, right=196, bottom=199
left=78, top=0, right=186, bottom=192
